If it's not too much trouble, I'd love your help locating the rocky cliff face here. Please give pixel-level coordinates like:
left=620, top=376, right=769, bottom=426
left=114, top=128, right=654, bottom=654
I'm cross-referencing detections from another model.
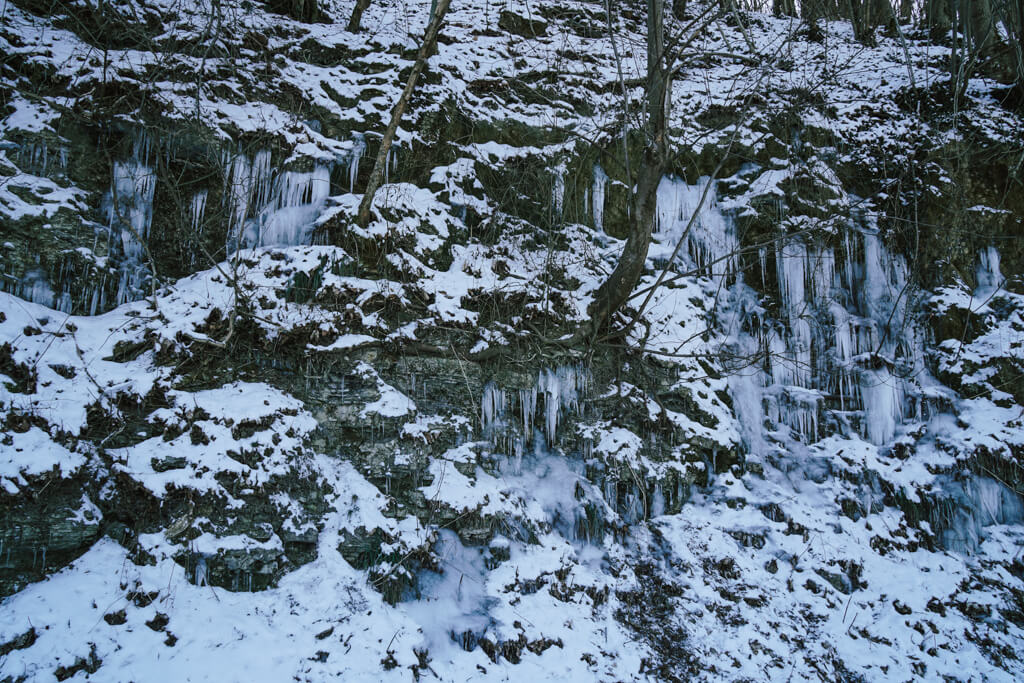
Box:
left=2, top=1, right=1023, bottom=680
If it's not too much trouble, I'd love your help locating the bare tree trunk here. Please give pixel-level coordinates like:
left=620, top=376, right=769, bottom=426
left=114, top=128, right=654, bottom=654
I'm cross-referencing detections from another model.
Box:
left=1006, top=0, right=1024, bottom=82
left=925, top=0, right=954, bottom=38
left=348, top=0, right=371, bottom=32
left=355, top=0, right=451, bottom=229
left=966, top=0, right=999, bottom=55
left=588, top=0, right=669, bottom=334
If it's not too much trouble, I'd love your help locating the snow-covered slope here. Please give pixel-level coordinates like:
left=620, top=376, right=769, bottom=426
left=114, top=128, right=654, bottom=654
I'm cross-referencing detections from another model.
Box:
left=2, top=1, right=1024, bottom=681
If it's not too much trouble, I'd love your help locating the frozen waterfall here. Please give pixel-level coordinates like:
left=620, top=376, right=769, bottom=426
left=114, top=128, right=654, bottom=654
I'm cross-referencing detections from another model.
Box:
left=106, top=133, right=156, bottom=305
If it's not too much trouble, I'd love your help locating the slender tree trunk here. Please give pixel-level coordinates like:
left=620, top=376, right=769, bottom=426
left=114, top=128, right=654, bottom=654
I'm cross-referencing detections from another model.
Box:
left=1008, top=0, right=1024, bottom=82
left=588, top=0, right=669, bottom=334
left=348, top=0, right=371, bottom=33
left=355, top=0, right=451, bottom=229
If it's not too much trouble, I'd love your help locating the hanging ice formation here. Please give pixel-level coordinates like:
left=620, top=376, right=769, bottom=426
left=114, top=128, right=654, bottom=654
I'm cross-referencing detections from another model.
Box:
left=654, top=175, right=737, bottom=280
left=552, top=163, right=566, bottom=217
left=478, top=367, right=612, bottom=543
left=480, top=381, right=507, bottom=434
left=932, top=475, right=1024, bottom=554
left=106, top=132, right=157, bottom=305
left=652, top=175, right=932, bottom=451
left=592, top=164, right=608, bottom=231
left=189, top=190, right=208, bottom=236
left=16, top=139, right=68, bottom=176
left=223, top=148, right=332, bottom=252
left=349, top=133, right=367, bottom=190
left=761, top=227, right=918, bottom=445
left=224, top=148, right=273, bottom=253
left=17, top=269, right=55, bottom=309
left=478, top=365, right=586, bottom=449
left=976, top=246, right=1003, bottom=292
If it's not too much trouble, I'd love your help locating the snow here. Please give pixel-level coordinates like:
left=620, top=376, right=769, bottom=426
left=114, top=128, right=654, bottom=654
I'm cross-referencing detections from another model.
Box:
left=1, top=1, right=1023, bottom=681
left=0, top=426, right=86, bottom=494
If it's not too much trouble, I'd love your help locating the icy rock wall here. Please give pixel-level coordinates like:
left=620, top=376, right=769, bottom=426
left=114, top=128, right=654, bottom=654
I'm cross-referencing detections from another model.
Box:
left=653, top=177, right=930, bottom=450
left=36, top=130, right=374, bottom=314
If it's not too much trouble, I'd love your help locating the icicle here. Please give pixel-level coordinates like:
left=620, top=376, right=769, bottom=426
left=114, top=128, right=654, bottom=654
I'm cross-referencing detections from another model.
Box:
left=552, top=164, right=565, bottom=216
left=860, top=367, right=903, bottom=445
left=519, top=387, right=536, bottom=440
left=189, top=190, right=208, bottom=235
left=480, top=381, right=507, bottom=434
left=349, top=134, right=367, bottom=192
left=592, top=164, right=608, bottom=231
left=790, top=317, right=813, bottom=389
left=976, top=246, right=1003, bottom=292
left=831, top=303, right=857, bottom=411
left=537, top=369, right=560, bottom=446
left=808, top=246, right=835, bottom=304
left=387, top=144, right=398, bottom=184
left=776, top=239, right=807, bottom=318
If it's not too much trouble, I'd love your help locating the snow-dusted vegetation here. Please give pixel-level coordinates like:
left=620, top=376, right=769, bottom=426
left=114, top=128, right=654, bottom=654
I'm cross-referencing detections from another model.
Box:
left=2, top=0, right=1023, bottom=680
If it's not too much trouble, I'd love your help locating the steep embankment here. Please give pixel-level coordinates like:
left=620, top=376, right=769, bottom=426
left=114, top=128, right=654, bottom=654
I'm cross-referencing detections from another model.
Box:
left=2, top=1, right=1023, bottom=680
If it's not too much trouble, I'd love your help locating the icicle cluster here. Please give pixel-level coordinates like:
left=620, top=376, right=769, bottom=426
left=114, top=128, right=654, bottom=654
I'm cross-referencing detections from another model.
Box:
left=656, top=176, right=943, bottom=449
left=478, top=365, right=587, bottom=448
left=976, top=246, right=1003, bottom=292
left=107, top=132, right=156, bottom=305
left=223, top=149, right=332, bottom=252
left=655, top=176, right=737, bottom=281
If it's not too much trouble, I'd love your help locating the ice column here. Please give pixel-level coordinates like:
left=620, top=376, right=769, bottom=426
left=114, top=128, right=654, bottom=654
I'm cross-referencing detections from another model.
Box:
left=655, top=175, right=736, bottom=279
left=349, top=134, right=367, bottom=191
left=552, top=164, right=566, bottom=217
left=592, top=164, right=608, bottom=231
left=976, top=246, right=1003, bottom=292
left=189, top=190, right=208, bottom=235
left=481, top=381, right=507, bottom=433
left=108, top=133, right=157, bottom=304
left=861, top=367, right=903, bottom=445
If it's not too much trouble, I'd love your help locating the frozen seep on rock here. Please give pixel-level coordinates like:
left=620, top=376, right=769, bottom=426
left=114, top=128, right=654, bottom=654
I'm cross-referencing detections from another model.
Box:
left=1, top=1, right=1024, bottom=681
